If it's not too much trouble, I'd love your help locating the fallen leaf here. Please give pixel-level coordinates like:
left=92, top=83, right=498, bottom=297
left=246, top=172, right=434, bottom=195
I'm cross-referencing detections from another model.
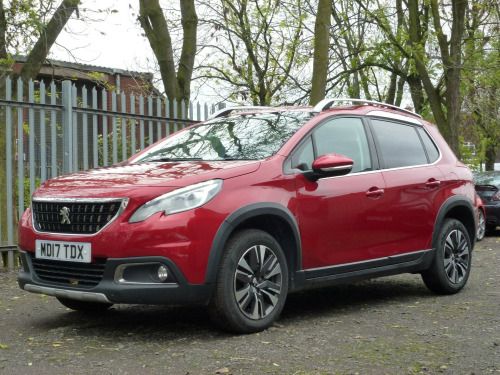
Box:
left=0, top=343, right=8, bottom=350
left=215, top=368, right=230, bottom=374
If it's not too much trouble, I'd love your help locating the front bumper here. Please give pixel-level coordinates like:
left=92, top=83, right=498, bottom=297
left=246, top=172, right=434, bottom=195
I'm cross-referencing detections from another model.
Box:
left=18, top=250, right=214, bottom=305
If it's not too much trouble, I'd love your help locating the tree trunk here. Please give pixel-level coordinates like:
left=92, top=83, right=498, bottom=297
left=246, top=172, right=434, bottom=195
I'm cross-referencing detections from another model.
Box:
left=310, top=0, right=333, bottom=105
left=138, top=0, right=179, bottom=103
left=442, top=0, right=468, bottom=155
left=18, top=0, right=80, bottom=83
left=485, top=140, right=499, bottom=171
left=177, top=0, right=198, bottom=103
left=139, top=0, right=197, bottom=113
left=408, top=0, right=468, bottom=156
left=395, top=74, right=405, bottom=107
left=386, top=72, right=398, bottom=105
left=407, top=73, right=424, bottom=114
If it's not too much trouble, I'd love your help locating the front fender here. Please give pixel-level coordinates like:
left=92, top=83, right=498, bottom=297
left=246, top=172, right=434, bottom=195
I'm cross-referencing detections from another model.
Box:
left=204, top=202, right=302, bottom=284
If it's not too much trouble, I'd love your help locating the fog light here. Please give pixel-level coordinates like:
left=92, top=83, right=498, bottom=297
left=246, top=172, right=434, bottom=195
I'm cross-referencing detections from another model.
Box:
left=157, top=265, right=169, bottom=282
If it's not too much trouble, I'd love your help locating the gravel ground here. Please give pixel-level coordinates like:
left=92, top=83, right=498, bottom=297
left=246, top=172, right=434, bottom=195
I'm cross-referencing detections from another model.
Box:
left=1, top=232, right=499, bottom=375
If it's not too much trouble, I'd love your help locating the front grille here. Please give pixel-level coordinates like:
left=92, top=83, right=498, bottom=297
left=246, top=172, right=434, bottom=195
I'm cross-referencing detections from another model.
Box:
left=31, top=257, right=107, bottom=288
left=32, top=199, right=126, bottom=234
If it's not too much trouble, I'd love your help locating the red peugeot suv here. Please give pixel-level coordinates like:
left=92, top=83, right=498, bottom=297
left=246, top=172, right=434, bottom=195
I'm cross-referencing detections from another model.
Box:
left=18, top=99, right=479, bottom=333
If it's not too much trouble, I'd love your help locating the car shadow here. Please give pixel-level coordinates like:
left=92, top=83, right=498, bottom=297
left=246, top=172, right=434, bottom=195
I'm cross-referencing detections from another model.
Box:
left=281, top=276, right=430, bottom=320
left=32, top=275, right=432, bottom=339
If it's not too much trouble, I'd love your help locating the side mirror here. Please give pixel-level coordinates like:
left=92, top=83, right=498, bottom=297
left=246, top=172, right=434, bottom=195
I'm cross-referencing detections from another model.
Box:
left=304, top=154, right=354, bottom=182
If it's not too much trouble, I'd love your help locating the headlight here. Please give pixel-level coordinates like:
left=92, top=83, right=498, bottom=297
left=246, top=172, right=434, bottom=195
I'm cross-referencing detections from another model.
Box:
left=129, top=179, right=223, bottom=223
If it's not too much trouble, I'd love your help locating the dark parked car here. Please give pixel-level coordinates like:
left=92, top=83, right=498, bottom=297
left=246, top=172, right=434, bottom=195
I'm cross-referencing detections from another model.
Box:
left=474, top=171, right=500, bottom=231
left=18, top=99, right=479, bottom=333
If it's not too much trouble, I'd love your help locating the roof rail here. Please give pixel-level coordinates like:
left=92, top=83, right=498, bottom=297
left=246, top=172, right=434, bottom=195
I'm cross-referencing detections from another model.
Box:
left=208, top=106, right=269, bottom=120
left=312, top=98, right=422, bottom=118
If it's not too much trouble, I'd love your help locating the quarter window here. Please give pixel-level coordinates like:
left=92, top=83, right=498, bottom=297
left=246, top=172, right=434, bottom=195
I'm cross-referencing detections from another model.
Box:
left=417, top=127, right=440, bottom=163
left=371, top=119, right=428, bottom=169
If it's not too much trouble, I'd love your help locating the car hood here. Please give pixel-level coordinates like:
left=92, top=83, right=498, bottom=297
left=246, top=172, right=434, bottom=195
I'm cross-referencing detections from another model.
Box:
left=34, top=160, right=261, bottom=197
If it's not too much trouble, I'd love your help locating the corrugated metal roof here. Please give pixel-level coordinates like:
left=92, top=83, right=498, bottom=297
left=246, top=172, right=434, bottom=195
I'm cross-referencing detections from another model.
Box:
left=14, top=55, right=153, bottom=79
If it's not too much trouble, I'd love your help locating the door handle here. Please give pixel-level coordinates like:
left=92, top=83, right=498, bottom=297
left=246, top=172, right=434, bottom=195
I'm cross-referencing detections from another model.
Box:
left=366, top=187, right=384, bottom=199
left=426, top=179, right=441, bottom=189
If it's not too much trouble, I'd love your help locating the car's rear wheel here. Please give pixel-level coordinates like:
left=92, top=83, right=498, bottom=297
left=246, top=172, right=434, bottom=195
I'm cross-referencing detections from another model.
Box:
left=208, top=229, right=288, bottom=333
left=476, top=209, right=486, bottom=241
left=422, top=219, right=471, bottom=294
left=57, top=297, right=113, bottom=313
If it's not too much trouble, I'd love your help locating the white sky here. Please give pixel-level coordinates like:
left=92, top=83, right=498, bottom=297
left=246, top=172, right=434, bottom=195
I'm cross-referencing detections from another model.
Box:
left=51, top=1, right=153, bottom=73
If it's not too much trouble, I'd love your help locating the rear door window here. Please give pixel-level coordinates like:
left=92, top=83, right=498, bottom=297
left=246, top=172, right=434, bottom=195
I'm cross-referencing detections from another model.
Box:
left=371, top=119, right=428, bottom=169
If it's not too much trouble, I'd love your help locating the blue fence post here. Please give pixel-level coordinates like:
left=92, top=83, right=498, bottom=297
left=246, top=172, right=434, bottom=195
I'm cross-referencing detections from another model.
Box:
left=62, top=81, right=73, bottom=174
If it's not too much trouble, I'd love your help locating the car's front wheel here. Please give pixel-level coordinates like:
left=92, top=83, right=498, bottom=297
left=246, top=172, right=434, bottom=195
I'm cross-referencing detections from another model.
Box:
left=421, top=219, right=471, bottom=294
left=57, top=297, right=113, bottom=313
left=208, top=229, right=289, bottom=333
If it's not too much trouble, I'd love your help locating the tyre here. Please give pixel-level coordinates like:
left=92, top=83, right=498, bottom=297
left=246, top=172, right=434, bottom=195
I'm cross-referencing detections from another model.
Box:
left=422, top=219, right=471, bottom=294
left=486, top=224, right=497, bottom=231
left=208, top=229, right=289, bottom=333
left=476, top=209, right=485, bottom=241
left=57, top=297, right=113, bottom=313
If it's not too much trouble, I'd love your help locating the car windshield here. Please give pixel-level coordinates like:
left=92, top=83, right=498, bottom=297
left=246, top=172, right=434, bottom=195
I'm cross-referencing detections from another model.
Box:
left=132, top=111, right=313, bottom=162
left=473, top=171, right=500, bottom=186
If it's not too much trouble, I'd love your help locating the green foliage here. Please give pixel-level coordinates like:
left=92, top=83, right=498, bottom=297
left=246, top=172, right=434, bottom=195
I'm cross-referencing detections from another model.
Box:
left=97, top=119, right=147, bottom=166
left=15, top=176, right=42, bottom=210
left=459, top=136, right=483, bottom=172
left=4, top=0, right=59, bottom=56
left=86, top=72, right=116, bottom=91
left=460, top=1, right=500, bottom=170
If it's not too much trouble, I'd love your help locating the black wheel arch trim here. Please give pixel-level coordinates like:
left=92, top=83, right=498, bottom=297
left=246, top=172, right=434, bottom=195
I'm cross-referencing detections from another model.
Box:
left=205, top=202, right=302, bottom=284
left=433, top=195, right=476, bottom=249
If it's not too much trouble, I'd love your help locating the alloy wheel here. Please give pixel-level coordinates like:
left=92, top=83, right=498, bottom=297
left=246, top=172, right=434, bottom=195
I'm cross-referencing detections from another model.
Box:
left=233, top=244, right=283, bottom=320
left=443, top=229, right=470, bottom=284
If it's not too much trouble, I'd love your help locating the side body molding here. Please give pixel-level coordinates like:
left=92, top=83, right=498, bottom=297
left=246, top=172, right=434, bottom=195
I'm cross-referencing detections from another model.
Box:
left=204, top=202, right=302, bottom=284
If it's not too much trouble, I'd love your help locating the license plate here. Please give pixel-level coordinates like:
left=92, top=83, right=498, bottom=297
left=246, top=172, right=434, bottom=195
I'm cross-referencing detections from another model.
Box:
left=35, top=240, right=91, bottom=263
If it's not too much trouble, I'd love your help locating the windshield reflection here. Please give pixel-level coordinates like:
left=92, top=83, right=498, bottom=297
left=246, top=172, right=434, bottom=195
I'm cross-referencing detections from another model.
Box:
left=133, top=111, right=312, bottom=163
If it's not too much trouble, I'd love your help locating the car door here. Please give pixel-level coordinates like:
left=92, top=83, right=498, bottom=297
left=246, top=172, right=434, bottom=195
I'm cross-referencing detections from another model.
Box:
left=368, top=118, right=445, bottom=255
left=293, top=117, right=391, bottom=270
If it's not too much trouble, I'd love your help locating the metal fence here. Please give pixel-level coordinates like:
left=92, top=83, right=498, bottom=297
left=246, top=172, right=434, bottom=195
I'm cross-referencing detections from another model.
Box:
left=0, top=77, right=223, bottom=267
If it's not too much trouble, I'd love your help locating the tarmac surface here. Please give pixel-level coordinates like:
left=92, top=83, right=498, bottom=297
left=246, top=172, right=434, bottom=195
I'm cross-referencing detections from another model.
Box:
left=0, top=231, right=499, bottom=374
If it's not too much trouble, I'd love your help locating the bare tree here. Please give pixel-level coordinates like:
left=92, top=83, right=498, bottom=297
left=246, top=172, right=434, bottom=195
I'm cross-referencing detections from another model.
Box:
left=196, top=0, right=309, bottom=106
left=354, top=0, right=468, bottom=155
